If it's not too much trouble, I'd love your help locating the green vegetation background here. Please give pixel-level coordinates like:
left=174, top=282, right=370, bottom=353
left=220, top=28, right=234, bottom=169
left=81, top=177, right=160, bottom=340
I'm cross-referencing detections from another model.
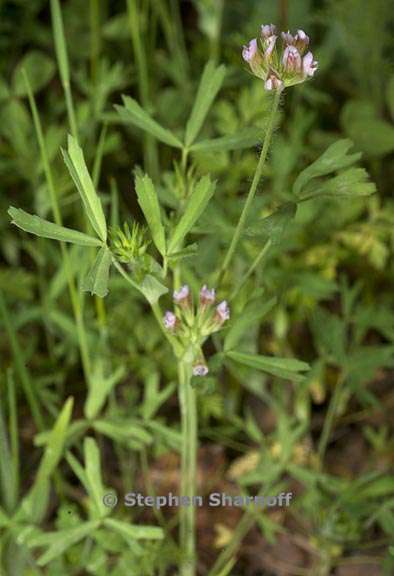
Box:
left=0, top=0, right=393, bottom=574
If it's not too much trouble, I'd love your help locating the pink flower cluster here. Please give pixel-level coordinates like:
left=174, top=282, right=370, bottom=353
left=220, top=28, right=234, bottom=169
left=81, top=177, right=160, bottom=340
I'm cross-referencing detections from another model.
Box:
left=163, top=284, right=230, bottom=377
left=242, top=25, right=318, bottom=91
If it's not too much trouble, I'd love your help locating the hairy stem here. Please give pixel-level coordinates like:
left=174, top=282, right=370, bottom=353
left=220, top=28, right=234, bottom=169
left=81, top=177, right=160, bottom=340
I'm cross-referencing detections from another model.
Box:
left=218, top=90, right=281, bottom=282
left=178, top=360, right=197, bottom=576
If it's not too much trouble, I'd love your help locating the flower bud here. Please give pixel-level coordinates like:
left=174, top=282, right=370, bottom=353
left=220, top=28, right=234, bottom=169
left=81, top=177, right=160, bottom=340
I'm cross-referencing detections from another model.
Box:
left=294, top=29, right=309, bottom=53
left=200, top=285, right=216, bottom=306
left=302, top=51, right=318, bottom=77
left=261, top=24, right=276, bottom=39
left=282, top=45, right=302, bottom=73
left=242, top=38, right=264, bottom=78
left=215, top=301, right=230, bottom=324
left=265, top=74, right=284, bottom=91
left=173, top=285, right=191, bottom=307
left=263, top=35, right=277, bottom=62
left=163, top=311, right=177, bottom=331
left=242, top=38, right=257, bottom=62
left=192, top=363, right=209, bottom=377
left=281, top=31, right=294, bottom=45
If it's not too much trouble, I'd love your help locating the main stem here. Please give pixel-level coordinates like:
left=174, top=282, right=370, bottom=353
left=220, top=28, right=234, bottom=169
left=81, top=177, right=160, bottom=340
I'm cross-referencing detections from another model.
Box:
left=178, top=360, right=197, bottom=576
left=218, top=89, right=281, bottom=281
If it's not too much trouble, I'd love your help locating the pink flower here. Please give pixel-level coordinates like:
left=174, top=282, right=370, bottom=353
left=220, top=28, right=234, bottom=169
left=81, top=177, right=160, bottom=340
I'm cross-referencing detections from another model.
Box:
left=281, top=31, right=294, bottom=45
left=242, top=38, right=258, bottom=62
left=282, top=45, right=302, bottom=73
left=294, top=29, right=309, bottom=52
left=261, top=24, right=276, bottom=39
left=216, top=301, right=230, bottom=323
left=303, top=52, right=318, bottom=77
left=265, top=74, right=284, bottom=91
left=263, top=35, right=277, bottom=62
left=192, top=363, right=209, bottom=377
left=173, top=285, right=190, bottom=305
left=163, top=311, right=177, bottom=330
left=200, top=285, right=216, bottom=306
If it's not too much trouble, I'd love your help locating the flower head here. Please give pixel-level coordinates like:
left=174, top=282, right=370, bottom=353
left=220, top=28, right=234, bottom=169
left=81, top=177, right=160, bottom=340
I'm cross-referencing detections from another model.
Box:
left=242, top=25, right=318, bottom=91
left=200, top=285, right=216, bottom=306
left=192, top=363, right=209, bottom=377
left=216, top=301, right=230, bottom=323
left=173, top=285, right=190, bottom=307
left=163, top=311, right=177, bottom=331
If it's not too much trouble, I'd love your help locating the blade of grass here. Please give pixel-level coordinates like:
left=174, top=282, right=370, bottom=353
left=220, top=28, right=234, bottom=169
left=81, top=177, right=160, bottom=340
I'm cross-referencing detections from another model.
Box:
left=7, top=369, right=19, bottom=508
left=126, top=0, right=158, bottom=177
left=89, top=0, right=101, bottom=83
left=151, top=0, right=189, bottom=84
left=50, top=0, right=78, bottom=140
left=23, top=70, right=92, bottom=383
left=0, top=383, right=16, bottom=512
left=0, top=290, right=44, bottom=431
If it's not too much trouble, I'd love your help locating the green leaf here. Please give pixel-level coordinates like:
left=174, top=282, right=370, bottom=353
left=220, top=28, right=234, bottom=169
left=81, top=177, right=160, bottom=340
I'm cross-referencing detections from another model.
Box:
left=85, top=363, right=126, bottom=420
left=227, top=351, right=310, bottom=383
left=82, top=246, right=112, bottom=298
left=185, top=61, right=226, bottom=147
left=357, top=476, right=394, bottom=499
left=20, top=398, right=73, bottom=523
left=84, top=438, right=107, bottom=518
left=104, top=518, right=164, bottom=541
left=166, top=243, right=198, bottom=262
left=168, top=175, right=216, bottom=253
left=28, top=521, right=100, bottom=566
left=303, top=168, right=376, bottom=200
left=293, top=139, right=361, bottom=196
left=8, top=207, right=103, bottom=247
left=190, top=127, right=261, bottom=153
left=35, top=398, right=74, bottom=484
left=135, top=173, right=166, bottom=255
left=62, top=135, right=107, bottom=242
left=245, top=203, right=297, bottom=245
left=13, top=51, right=55, bottom=96
left=93, top=419, right=153, bottom=446
left=139, top=274, right=168, bottom=305
left=116, top=96, right=182, bottom=148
